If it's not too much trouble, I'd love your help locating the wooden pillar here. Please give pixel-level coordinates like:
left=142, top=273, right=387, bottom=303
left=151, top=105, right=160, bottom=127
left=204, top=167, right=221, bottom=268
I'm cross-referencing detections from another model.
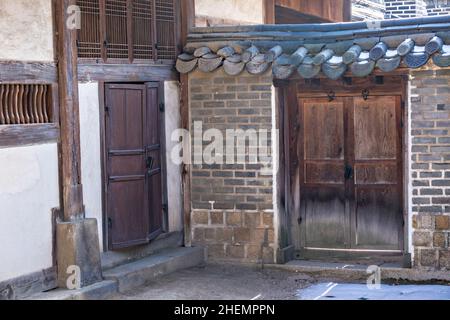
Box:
left=180, top=0, right=195, bottom=247
left=54, top=0, right=102, bottom=288
left=56, top=0, right=84, bottom=221
left=264, top=0, right=276, bottom=24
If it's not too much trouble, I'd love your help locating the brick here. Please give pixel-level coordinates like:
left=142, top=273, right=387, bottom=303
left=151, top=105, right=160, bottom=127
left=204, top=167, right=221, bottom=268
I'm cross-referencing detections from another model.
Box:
left=210, top=211, right=224, bottom=225
left=420, top=248, right=438, bottom=267
left=226, top=245, right=245, bottom=259
left=413, top=231, right=432, bottom=246
left=204, top=228, right=217, bottom=242
left=192, top=211, right=209, bottom=225
left=434, top=232, right=446, bottom=247
left=226, top=212, right=242, bottom=226
left=234, top=227, right=251, bottom=243
left=193, top=228, right=205, bottom=242
left=216, top=227, right=233, bottom=242
left=436, top=215, right=450, bottom=230
left=204, top=101, right=225, bottom=108
left=439, top=250, right=450, bottom=269
left=207, top=244, right=226, bottom=259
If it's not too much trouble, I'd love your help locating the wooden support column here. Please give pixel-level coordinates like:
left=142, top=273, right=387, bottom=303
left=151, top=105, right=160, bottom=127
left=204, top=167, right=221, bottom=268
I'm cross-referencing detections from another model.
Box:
left=180, top=0, right=195, bottom=247
left=56, top=0, right=84, bottom=221
left=55, top=0, right=102, bottom=288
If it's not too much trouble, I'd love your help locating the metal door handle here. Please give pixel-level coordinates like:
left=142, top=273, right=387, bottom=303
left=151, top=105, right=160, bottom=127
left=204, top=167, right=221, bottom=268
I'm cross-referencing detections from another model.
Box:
left=146, top=156, right=154, bottom=171
left=344, top=164, right=353, bottom=180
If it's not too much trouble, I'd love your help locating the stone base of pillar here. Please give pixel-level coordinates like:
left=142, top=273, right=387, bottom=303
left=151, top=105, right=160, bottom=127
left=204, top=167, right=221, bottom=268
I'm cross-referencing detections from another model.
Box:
left=56, top=218, right=102, bottom=289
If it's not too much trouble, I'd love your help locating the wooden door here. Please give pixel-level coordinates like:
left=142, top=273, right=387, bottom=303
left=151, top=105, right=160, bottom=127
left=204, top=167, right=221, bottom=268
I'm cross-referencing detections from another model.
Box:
left=105, top=83, right=164, bottom=250
left=297, top=95, right=403, bottom=251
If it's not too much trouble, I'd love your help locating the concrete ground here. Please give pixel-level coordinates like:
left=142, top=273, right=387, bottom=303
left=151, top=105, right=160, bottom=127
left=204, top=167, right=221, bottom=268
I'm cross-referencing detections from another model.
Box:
left=109, top=263, right=450, bottom=300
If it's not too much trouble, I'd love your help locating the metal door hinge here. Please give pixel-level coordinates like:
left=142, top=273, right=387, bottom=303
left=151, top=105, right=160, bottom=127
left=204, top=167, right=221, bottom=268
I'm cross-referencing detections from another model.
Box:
left=105, top=106, right=110, bottom=114
left=362, top=89, right=370, bottom=100
left=108, top=217, right=112, bottom=229
left=298, top=217, right=303, bottom=225
left=159, top=102, right=165, bottom=112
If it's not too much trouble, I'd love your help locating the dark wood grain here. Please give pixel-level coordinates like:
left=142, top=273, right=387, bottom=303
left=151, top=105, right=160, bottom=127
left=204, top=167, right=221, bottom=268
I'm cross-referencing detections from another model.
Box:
left=0, top=61, right=57, bottom=84
left=0, top=124, right=59, bottom=148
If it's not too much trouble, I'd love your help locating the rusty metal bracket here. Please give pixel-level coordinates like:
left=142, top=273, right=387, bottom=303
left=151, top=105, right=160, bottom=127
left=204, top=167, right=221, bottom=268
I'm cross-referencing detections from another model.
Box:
left=362, top=89, right=370, bottom=100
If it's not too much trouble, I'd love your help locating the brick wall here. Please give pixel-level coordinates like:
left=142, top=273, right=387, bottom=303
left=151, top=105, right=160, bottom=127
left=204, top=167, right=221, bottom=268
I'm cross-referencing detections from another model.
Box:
left=385, top=0, right=428, bottom=18
left=188, top=69, right=277, bottom=263
left=410, top=68, right=450, bottom=270
left=425, top=0, right=450, bottom=15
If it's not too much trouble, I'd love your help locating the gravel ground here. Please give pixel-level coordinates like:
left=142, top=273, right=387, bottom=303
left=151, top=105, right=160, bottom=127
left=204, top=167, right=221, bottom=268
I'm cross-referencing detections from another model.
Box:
left=110, top=263, right=318, bottom=300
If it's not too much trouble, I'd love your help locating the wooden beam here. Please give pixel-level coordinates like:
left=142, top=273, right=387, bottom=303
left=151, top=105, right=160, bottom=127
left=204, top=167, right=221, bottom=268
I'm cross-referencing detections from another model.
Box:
left=0, top=61, right=57, bottom=84
left=180, top=0, right=195, bottom=247
left=77, top=63, right=178, bottom=82
left=56, top=0, right=85, bottom=221
left=0, top=124, right=59, bottom=149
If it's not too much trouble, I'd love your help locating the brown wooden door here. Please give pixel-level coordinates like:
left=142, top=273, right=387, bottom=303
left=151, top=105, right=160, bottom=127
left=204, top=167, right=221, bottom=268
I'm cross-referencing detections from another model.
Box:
left=105, top=83, right=164, bottom=250
left=298, top=95, right=403, bottom=251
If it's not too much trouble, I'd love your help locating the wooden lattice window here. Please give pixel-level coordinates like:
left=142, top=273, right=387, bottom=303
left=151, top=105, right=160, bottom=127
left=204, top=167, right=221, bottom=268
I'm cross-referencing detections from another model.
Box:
left=0, top=84, right=53, bottom=125
left=77, top=0, right=178, bottom=62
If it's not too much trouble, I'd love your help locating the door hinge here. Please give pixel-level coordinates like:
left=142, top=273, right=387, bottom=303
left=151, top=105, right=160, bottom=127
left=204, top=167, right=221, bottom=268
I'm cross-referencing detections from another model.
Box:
left=108, top=217, right=112, bottom=229
left=105, top=106, right=110, bottom=114
left=162, top=204, right=168, bottom=214
left=159, top=102, right=165, bottom=112
left=298, top=217, right=303, bottom=225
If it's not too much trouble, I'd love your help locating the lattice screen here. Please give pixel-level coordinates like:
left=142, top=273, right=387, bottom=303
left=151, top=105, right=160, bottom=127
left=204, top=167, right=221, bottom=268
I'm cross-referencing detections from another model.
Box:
left=77, top=0, right=177, bottom=62
left=0, top=84, right=53, bottom=125
left=155, top=0, right=177, bottom=60
left=77, top=0, right=102, bottom=59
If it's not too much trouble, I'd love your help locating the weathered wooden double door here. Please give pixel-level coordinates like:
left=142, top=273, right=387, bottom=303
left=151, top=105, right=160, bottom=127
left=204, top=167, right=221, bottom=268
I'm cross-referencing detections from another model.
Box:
left=105, top=83, right=164, bottom=250
left=297, top=94, right=403, bottom=251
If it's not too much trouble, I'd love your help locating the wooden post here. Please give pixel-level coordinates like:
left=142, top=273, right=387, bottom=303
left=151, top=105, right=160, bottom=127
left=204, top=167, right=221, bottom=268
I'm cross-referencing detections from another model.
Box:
left=264, top=0, right=276, bottom=24
left=180, top=0, right=195, bottom=247
left=56, top=0, right=84, bottom=221
left=55, top=0, right=102, bottom=288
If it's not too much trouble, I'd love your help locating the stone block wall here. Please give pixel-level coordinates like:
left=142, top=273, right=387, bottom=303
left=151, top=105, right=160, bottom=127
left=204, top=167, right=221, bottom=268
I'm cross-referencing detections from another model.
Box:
left=410, top=68, right=450, bottom=270
left=188, top=69, right=276, bottom=263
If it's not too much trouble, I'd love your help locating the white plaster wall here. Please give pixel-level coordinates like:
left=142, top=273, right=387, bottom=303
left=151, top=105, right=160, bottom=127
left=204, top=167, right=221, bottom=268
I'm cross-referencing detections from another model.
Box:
left=0, top=144, right=59, bottom=282
left=79, top=82, right=104, bottom=252
left=0, top=0, right=54, bottom=62
left=195, top=0, right=264, bottom=24
left=165, top=81, right=183, bottom=233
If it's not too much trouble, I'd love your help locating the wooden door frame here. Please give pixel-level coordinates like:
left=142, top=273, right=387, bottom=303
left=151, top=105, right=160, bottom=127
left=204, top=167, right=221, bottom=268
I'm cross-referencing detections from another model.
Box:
left=99, top=80, right=168, bottom=251
left=276, top=74, right=410, bottom=259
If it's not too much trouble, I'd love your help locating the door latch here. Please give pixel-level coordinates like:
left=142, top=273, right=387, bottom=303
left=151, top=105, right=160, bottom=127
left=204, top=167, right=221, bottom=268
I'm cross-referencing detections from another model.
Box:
left=344, top=164, right=353, bottom=180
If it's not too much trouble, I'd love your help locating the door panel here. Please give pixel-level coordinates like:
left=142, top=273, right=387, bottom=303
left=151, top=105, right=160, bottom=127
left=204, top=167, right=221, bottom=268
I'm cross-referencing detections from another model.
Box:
left=299, top=98, right=347, bottom=248
left=105, top=83, right=165, bottom=250
left=354, top=97, right=397, bottom=160
left=355, top=187, right=401, bottom=248
left=145, top=85, right=164, bottom=239
left=352, top=96, right=402, bottom=249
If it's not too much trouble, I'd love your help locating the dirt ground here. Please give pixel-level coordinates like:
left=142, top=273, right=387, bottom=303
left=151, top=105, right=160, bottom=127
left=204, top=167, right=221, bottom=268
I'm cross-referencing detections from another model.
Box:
left=111, top=263, right=319, bottom=300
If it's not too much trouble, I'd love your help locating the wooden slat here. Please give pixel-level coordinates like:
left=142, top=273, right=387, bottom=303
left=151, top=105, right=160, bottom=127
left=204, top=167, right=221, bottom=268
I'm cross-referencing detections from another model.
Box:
left=78, top=63, right=177, bottom=81
left=0, top=84, right=53, bottom=125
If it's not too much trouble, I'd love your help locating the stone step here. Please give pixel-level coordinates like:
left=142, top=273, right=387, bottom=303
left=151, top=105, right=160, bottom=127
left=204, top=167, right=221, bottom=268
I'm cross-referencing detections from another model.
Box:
left=103, top=246, right=206, bottom=293
left=28, top=280, right=118, bottom=300
left=28, top=246, right=206, bottom=299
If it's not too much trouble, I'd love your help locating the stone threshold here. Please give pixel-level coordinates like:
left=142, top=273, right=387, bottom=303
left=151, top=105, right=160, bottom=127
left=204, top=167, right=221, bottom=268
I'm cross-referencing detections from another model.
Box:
left=267, top=260, right=450, bottom=283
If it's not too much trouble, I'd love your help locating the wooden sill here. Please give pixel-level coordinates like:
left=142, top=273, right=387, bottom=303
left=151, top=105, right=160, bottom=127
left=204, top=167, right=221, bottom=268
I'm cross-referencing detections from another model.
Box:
left=0, top=124, right=60, bottom=149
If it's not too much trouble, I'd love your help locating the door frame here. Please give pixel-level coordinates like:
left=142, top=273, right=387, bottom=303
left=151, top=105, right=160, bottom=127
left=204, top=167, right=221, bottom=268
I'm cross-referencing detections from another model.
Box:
left=277, top=74, right=410, bottom=259
left=99, top=81, right=168, bottom=251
